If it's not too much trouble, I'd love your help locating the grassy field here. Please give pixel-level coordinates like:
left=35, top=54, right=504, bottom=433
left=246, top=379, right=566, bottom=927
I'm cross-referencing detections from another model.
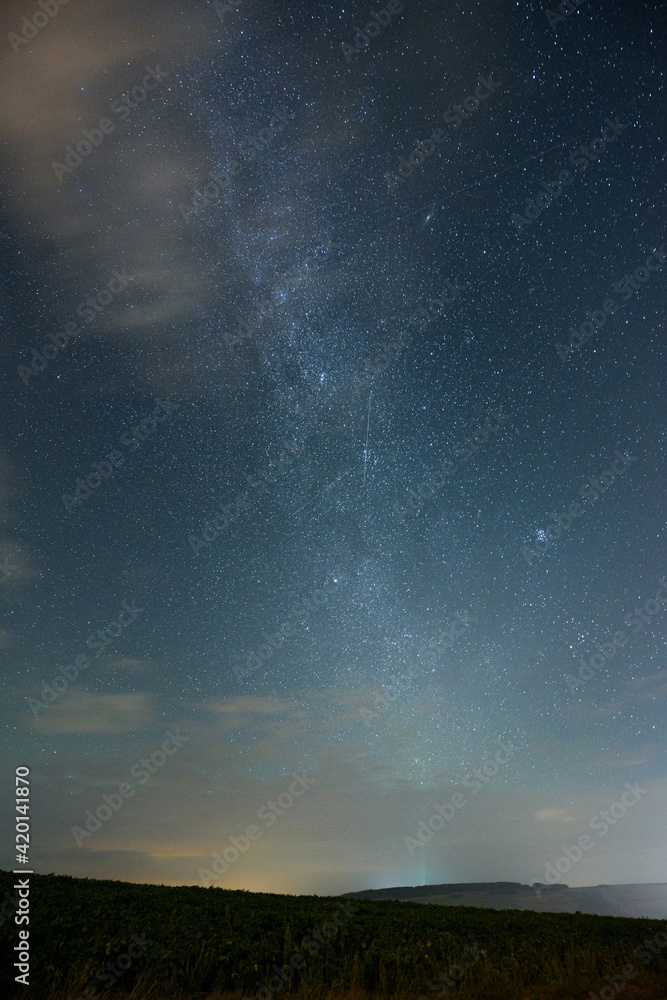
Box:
left=1, top=870, right=666, bottom=1000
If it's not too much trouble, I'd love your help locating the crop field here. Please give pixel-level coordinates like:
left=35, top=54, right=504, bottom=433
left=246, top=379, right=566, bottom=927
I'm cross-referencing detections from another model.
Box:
left=1, top=870, right=666, bottom=1000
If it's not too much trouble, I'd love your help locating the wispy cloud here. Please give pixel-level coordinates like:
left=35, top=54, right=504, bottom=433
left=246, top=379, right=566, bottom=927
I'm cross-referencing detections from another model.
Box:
left=204, top=695, right=299, bottom=716
left=534, top=808, right=575, bottom=823
left=103, top=658, right=155, bottom=671
left=30, top=691, right=155, bottom=734
left=567, top=670, right=667, bottom=720
left=0, top=0, right=227, bottom=392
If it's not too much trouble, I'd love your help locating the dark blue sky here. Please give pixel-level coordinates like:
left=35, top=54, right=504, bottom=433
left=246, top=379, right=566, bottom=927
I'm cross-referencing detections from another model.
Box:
left=0, top=0, right=665, bottom=894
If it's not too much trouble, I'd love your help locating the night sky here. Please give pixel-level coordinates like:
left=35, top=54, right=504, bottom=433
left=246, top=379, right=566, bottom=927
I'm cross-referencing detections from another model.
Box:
left=0, top=0, right=665, bottom=897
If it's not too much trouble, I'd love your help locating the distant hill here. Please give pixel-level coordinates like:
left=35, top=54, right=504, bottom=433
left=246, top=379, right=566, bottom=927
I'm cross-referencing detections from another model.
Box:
left=341, top=881, right=667, bottom=919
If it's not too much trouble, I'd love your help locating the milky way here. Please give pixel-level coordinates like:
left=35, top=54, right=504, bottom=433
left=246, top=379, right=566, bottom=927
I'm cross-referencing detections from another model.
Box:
left=1, top=0, right=664, bottom=895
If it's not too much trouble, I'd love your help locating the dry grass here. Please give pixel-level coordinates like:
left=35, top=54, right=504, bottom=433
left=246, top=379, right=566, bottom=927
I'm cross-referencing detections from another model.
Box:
left=45, top=974, right=667, bottom=1000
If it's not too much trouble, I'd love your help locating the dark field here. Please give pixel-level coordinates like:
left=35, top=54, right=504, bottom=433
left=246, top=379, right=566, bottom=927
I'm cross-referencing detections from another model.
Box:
left=1, top=871, right=666, bottom=1000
